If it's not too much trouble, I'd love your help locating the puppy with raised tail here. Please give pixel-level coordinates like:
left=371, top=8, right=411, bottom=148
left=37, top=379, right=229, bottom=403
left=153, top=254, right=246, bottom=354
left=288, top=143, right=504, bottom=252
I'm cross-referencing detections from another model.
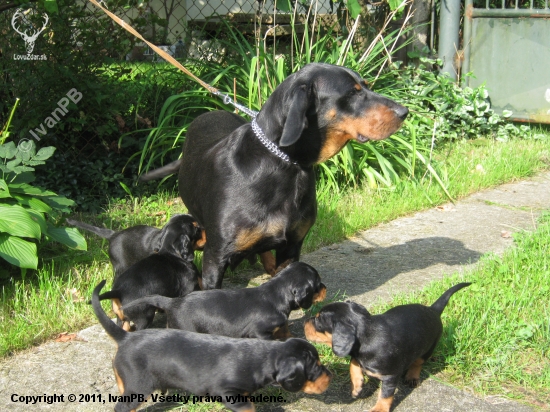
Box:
left=92, top=280, right=332, bottom=412
left=304, top=283, right=471, bottom=412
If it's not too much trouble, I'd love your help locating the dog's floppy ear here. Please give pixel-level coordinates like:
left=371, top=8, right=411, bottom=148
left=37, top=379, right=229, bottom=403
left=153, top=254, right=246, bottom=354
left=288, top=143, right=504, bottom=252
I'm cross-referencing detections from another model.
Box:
left=280, top=84, right=310, bottom=147
left=276, top=357, right=306, bottom=392
left=293, top=284, right=314, bottom=309
left=175, top=234, right=194, bottom=261
left=332, top=322, right=356, bottom=357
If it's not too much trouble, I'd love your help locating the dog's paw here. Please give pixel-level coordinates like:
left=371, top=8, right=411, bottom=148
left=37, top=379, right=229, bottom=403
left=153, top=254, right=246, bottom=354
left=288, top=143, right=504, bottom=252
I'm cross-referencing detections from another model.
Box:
left=351, top=387, right=362, bottom=398
left=404, top=377, right=420, bottom=388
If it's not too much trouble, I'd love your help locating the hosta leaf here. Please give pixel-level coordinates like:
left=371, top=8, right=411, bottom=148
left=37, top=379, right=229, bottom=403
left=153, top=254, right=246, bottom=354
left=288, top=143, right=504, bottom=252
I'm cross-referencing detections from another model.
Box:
left=8, top=183, right=57, bottom=197
left=0, top=233, right=38, bottom=269
left=12, top=194, right=52, bottom=213
left=0, top=204, right=41, bottom=239
left=45, top=224, right=87, bottom=250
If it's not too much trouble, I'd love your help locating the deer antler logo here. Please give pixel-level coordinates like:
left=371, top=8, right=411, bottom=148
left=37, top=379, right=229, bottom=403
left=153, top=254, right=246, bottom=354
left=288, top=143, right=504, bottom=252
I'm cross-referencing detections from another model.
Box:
left=11, top=8, right=49, bottom=54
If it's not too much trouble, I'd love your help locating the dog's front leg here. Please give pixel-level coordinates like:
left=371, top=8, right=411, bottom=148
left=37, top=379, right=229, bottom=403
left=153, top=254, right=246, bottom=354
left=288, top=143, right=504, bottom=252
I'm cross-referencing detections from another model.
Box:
left=275, top=240, right=303, bottom=269
left=201, top=246, right=229, bottom=290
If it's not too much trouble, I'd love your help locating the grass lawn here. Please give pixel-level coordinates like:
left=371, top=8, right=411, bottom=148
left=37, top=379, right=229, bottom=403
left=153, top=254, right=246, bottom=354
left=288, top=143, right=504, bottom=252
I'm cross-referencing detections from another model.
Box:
left=0, top=136, right=549, bottom=408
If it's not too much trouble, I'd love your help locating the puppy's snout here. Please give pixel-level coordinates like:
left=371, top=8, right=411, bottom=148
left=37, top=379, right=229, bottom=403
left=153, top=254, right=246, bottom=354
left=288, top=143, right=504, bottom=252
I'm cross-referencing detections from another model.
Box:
left=394, top=104, right=409, bottom=120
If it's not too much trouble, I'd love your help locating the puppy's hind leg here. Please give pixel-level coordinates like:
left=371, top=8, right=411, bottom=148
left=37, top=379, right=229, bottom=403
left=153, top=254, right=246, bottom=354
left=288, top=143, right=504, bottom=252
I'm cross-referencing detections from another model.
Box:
left=370, top=376, right=398, bottom=412
left=223, top=395, right=255, bottom=412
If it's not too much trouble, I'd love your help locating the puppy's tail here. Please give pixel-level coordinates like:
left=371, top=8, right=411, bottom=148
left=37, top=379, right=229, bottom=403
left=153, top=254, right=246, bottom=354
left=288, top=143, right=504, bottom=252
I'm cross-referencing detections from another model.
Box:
left=139, top=159, right=182, bottom=182
left=66, top=219, right=115, bottom=240
left=122, top=295, right=173, bottom=312
left=91, top=280, right=127, bottom=343
left=431, top=282, right=471, bottom=315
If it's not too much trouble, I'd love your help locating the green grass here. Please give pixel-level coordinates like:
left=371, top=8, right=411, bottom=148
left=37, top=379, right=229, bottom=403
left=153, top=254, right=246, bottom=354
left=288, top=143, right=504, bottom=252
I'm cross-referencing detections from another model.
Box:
left=357, top=211, right=550, bottom=409
left=0, top=137, right=549, bottom=361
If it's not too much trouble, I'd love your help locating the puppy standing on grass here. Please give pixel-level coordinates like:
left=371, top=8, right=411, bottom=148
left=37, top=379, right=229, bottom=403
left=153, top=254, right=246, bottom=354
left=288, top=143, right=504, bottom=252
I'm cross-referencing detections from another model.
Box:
left=96, top=220, right=202, bottom=331
left=67, top=213, right=205, bottom=277
left=123, top=261, right=327, bottom=339
left=92, top=280, right=332, bottom=412
left=304, top=283, right=471, bottom=412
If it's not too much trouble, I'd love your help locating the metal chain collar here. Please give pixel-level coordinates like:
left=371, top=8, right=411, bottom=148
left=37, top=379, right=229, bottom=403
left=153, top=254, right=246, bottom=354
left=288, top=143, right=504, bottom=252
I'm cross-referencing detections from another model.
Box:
left=251, top=118, right=296, bottom=164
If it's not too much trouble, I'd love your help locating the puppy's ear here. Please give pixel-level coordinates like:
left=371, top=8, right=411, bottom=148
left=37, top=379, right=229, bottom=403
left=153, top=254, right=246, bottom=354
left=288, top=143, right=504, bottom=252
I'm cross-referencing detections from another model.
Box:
left=280, top=85, right=310, bottom=147
left=175, top=235, right=194, bottom=261
left=332, top=322, right=356, bottom=357
left=276, top=357, right=306, bottom=392
left=293, top=285, right=314, bottom=309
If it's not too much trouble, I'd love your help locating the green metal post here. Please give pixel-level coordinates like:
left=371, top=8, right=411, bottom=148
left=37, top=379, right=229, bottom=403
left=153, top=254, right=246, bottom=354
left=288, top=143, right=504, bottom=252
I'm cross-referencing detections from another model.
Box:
left=438, top=0, right=461, bottom=79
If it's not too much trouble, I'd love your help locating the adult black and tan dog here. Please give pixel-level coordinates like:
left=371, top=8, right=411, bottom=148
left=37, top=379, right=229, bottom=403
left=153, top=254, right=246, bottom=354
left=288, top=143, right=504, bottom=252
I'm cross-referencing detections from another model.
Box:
left=304, top=283, right=471, bottom=412
left=141, top=63, right=408, bottom=289
left=122, top=261, right=327, bottom=339
left=92, top=280, right=331, bottom=412
left=67, top=214, right=205, bottom=277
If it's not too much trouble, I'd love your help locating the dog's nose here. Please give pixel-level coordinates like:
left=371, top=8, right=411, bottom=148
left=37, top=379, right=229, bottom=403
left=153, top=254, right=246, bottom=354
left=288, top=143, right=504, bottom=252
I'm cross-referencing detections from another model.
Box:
left=394, top=105, right=409, bottom=120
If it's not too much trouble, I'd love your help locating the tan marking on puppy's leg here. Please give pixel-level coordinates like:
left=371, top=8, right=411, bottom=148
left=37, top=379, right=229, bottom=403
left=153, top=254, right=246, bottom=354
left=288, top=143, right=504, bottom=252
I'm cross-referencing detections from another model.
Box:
left=112, top=298, right=124, bottom=321
left=122, top=321, right=132, bottom=332
left=259, top=251, right=276, bottom=276
left=350, top=358, right=364, bottom=398
left=114, top=367, right=124, bottom=394
left=303, top=320, right=333, bottom=345
left=302, top=372, right=331, bottom=394
left=370, top=393, right=394, bottom=412
left=194, top=229, right=206, bottom=250
left=272, top=323, right=292, bottom=340
left=404, top=357, right=424, bottom=387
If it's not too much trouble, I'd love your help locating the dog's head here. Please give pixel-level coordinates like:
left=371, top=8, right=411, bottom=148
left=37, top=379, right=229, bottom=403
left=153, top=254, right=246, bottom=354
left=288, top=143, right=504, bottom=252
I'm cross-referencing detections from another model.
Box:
left=258, top=63, right=408, bottom=166
left=304, top=301, right=370, bottom=357
left=275, top=338, right=331, bottom=394
left=157, top=214, right=201, bottom=261
left=275, top=261, right=327, bottom=310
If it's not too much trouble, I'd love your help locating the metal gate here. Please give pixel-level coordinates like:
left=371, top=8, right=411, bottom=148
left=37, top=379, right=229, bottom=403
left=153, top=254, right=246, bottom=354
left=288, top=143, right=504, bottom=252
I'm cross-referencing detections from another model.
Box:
left=462, top=0, right=550, bottom=123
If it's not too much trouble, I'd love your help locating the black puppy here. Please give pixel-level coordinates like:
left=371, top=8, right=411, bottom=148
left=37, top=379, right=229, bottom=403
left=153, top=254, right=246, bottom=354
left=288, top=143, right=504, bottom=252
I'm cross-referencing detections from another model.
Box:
left=92, top=280, right=331, bottom=412
left=123, top=261, right=326, bottom=339
left=96, top=224, right=201, bottom=331
left=141, top=63, right=408, bottom=289
left=304, top=283, right=471, bottom=412
left=67, top=214, right=205, bottom=277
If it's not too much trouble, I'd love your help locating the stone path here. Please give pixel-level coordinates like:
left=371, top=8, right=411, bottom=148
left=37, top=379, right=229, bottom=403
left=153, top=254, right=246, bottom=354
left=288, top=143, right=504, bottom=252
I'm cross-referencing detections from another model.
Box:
left=2, top=171, right=549, bottom=412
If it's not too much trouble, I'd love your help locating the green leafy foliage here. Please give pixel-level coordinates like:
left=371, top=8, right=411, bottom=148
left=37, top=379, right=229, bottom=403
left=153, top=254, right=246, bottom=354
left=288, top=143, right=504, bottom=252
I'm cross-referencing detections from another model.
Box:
left=0, top=113, right=86, bottom=272
left=378, top=58, right=533, bottom=143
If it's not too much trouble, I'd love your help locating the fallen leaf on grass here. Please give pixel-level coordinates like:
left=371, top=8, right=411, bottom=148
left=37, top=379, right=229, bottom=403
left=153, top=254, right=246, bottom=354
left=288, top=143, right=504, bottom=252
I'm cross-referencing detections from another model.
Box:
left=55, top=332, right=83, bottom=343
left=66, top=288, right=85, bottom=302
left=501, top=230, right=512, bottom=238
